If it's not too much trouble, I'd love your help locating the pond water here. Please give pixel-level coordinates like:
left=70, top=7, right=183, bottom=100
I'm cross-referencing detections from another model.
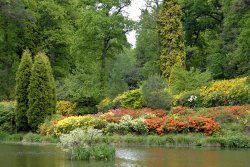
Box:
left=0, top=143, right=249, bottom=167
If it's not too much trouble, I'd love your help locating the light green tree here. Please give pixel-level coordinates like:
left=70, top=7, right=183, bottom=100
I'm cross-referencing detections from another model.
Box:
left=158, top=0, right=186, bottom=78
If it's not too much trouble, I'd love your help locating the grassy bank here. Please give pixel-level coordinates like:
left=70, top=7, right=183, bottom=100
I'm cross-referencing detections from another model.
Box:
left=1, top=131, right=249, bottom=148
left=0, top=131, right=58, bottom=144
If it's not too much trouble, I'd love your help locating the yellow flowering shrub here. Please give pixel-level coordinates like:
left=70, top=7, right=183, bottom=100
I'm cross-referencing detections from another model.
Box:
left=54, top=115, right=107, bottom=136
left=200, top=77, right=250, bottom=107
left=56, top=101, right=77, bottom=116
left=200, top=77, right=247, bottom=96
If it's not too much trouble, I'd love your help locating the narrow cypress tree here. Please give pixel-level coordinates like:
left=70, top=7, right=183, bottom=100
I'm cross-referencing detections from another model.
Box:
left=15, top=50, right=33, bottom=131
left=158, top=0, right=186, bottom=78
left=27, top=52, right=56, bottom=131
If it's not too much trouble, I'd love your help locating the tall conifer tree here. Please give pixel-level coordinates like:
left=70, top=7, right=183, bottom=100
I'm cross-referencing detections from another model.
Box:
left=158, top=0, right=186, bottom=78
left=15, top=50, right=32, bottom=131
left=27, top=52, right=56, bottom=131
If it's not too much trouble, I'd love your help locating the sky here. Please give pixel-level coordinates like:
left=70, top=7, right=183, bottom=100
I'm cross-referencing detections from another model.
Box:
left=125, top=0, right=146, bottom=47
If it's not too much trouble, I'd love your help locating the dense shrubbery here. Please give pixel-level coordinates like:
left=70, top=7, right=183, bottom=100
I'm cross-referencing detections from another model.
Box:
left=56, top=101, right=77, bottom=116
left=97, top=89, right=144, bottom=112
left=37, top=106, right=250, bottom=137
left=200, top=77, right=249, bottom=107
left=173, top=77, right=249, bottom=108
left=54, top=115, right=107, bottom=136
left=142, top=75, right=171, bottom=109
left=173, top=90, right=201, bottom=108
left=113, top=89, right=144, bottom=109
left=0, top=101, right=16, bottom=132
left=169, top=67, right=212, bottom=94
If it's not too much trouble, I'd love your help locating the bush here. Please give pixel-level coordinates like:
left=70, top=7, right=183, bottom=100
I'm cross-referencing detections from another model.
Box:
left=38, top=115, right=63, bottom=136
left=28, top=52, right=56, bottom=131
left=74, top=106, right=98, bottom=115
left=142, top=75, right=171, bottom=110
left=56, top=101, right=77, bottom=116
left=59, top=128, right=115, bottom=160
left=169, top=67, right=212, bottom=94
left=0, top=101, right=16, bottom=132
left=54, top=115, right=107, bottom=136
left=113, top=89, right=143, bottom=109
left=22, top=132, right=42, bottom=143
left=97, top=98, right=115, bottom=112
left=15, top=50, right=32, bottom=131
left=202, top=91, right=228, bottom=107
left=173, top=90, right=202, bottom=108
left=200, top=77, right=249, bottom=107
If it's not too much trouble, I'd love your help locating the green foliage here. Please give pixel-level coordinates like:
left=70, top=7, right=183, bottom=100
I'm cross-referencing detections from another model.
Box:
left=136, top=9, right=161, bottom=78
left=158, top=0, right=186, bottom=78
left=113, top=89, right=144, bottom=109
left=173, top=90, right=201, bottom=108
left=28, top=53, right=56, bottom=131
left=22, top=132, right=43, bottom=143
left=142, top=75, right=171, bottom=109
left=169, top=67, right=212, bottom=94
left=0, top=101, right=16, bottom=133
left=97, top=98, right=115, bottom=112
left=15, top=50, right=32, bottom=131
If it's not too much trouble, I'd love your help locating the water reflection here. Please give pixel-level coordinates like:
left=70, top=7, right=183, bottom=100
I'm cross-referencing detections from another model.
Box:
left=0, top=143, right=249, bottom=167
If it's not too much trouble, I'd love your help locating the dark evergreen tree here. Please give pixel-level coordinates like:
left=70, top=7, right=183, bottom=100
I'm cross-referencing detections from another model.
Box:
left=15, top=50, right=32, bottom=131
left=27, top=52, right=56, bottom=131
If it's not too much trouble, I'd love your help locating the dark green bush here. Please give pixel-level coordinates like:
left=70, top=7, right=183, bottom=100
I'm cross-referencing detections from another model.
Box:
left=75, top=106, right=98, bottom=115
left=142, top=75, right=171, bottom=109
left=0, top=102, right=16, bottom=133
left=202, top=91, right=227, bottom=107
left=15, top=50, right=32, bottom=131
left=28, top=53, right=56, bottom=131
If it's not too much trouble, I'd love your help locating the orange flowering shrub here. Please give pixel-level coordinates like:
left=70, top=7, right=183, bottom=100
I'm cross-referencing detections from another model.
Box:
left=187, top=117, right=220, bottom=135
left=145, top=116, right=168, bottom=135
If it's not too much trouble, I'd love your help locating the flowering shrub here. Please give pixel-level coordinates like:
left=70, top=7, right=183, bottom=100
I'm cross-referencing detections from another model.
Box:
left=54, top=115, right=107, bottom=136
left=101, top=108, right=166, bottom=123
left=200, top=77, right=249, bottom=107
left=200, top=77, right=247, bottom=96
left=56, top=101, right=77, bottom=116
left=146, top=115, right=220, bottom=136
left=146, top=116, right=168, bottom=135
left=187, top=117, right=220, bottom=135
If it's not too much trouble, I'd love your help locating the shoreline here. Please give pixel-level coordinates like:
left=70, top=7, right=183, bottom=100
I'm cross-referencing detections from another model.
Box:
left=1, top=132, right=249, bottom=149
